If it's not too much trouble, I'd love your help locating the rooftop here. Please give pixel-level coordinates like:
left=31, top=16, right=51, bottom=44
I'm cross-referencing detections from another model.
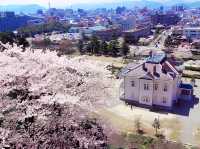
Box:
left=179, top=83, right=193, bottom=90
left=90, top=26, right=107, bottom=31
left=146, top=53, right=166, bottom=64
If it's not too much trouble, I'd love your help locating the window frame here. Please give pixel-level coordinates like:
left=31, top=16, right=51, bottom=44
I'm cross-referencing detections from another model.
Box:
left=162, top=97, right=167, bottom=104
left=144, top=83, right=149, bottom=90
left=131, top=81, right=135, bottom=87
left=154, top=83, right=158, bottom=91
left=163, top=84, right=168, bottom=92
left=143, top=96, right=149, bottom=102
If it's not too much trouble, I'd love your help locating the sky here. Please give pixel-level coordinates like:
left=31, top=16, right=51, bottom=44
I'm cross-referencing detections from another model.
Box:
left=0, top=0, right=199, bottom=7
left=1, top=0, right=118, bottom=6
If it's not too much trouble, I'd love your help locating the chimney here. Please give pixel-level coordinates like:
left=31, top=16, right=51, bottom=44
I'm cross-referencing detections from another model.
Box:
left=143, top=63, right=147, bottom=71
left=149, top=50, right=153, bottom=57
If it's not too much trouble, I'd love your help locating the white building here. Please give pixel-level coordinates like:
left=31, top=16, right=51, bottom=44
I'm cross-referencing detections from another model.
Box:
left=183, top=27, right=200, bottom=40
left=119, top=53, right=193, bottom=110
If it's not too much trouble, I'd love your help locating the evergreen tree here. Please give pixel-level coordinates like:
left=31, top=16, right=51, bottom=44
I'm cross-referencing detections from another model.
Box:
left=78, top=40, right=84, bottom=54
left=85, top=43, right=92, bottom=53
left=101, top=41, right=108, bottom=55
left=0, top=32, right=29, bottom=49
left=43, top=37, right=51, bottom=47
left=90, top=36, right=100, bottom=54
left=120, top=41, right=130, bottom=56
left=16, top=36, right=29, bottom=49
left=124, top=34, right=138, bottom=45
left=108, top=40, right=119, bottom=57
left=0, top=32, right=15, bottom=45
left=164, top=35, right=173, bottom=48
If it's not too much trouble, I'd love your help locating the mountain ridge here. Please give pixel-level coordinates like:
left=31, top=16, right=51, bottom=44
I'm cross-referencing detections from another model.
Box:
left=0, top=4, right=44, bottom=14
left=1, top=1, right=200, bottom=13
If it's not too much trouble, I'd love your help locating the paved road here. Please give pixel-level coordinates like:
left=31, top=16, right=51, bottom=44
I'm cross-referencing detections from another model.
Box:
left=129, top=29, right=172, bottom=56
left=150, top=29, right=172, bottom=49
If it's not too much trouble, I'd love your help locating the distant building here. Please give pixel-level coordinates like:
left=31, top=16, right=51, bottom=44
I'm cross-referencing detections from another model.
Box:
left=123, top=25, right=152, bottom=43
left=68, top=27, right=80, bottom=33
left=93, top=26, right=121, bottom=41
left=119, top=52, right=193, bottom=110
left=191, top=40, right=200, bottom=54
left=172, top=5, right=185, bottom=12
left=68, top=25, right=121, bottom=40
left=183, top=27, right=200, bottom=40
left=112, top=15, right=136, bottom=31
left=47, top=8, right=66, bottom=18
left=95, top=17, right=110, bottom=27
left=171, top=26, right=183, bottom=36
left=65, top=9, right=74, bottom=17
left=151, top=13, right=181, bottom=26
left=0, top=11, right=15, bottom=18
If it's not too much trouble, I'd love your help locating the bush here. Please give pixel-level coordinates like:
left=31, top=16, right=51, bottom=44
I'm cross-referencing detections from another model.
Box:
left=182, top=73, right=200, bottom=79
left=185, top=66, right=200, bottom=72
left=0, top=32, right=29, bottom=49
left=0, top=32, right=15, bottom=45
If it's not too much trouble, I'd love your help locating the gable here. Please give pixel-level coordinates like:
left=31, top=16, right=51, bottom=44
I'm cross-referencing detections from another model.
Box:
left=139, top=72, right=154, bottom=80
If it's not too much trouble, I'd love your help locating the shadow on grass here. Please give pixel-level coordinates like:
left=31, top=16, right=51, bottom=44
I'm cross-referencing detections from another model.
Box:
left=122, top=96, right=199, bottom=117
left=171, top=96, right=199, bottom=116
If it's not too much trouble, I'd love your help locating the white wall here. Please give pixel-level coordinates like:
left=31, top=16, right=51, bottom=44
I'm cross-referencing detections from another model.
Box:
left=139, top=79, right=153, bottom=106
left=122, top=72, right=181, bottom=108
left=124, top=76, right=140, bottom=102
left=153, top=80, right=174, bottom=108
left=145, top=63, right=155, bottom=74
